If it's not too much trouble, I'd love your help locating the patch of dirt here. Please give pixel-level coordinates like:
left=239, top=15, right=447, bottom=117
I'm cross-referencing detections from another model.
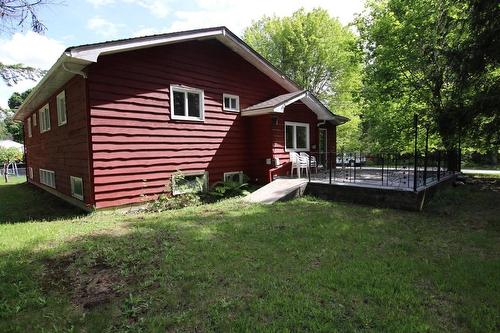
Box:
left=73, top=264, right=122, bottom=309
left=42, top=252, right=124, bottom=310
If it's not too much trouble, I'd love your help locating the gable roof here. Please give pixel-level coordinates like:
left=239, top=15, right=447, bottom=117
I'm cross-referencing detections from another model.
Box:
left=14, top=26, right=344, bottom=124
left=242, top=90, right=348, bottom=124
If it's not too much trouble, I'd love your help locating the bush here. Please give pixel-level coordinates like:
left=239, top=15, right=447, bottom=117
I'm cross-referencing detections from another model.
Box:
left=208, top=180, right=250, bottom=199
left=147, top=192, right=201, bottom=212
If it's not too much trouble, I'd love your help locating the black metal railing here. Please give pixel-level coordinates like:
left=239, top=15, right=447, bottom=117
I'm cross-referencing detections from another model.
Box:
left=295, top=149, right=459, bottom=191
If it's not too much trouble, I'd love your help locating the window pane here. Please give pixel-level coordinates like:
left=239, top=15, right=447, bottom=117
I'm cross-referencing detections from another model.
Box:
left=73, top=178, right=83, bottom=196
left=285, top=125, right=295, bottom=149
left=230, top=98, right=237, bottom=109
left=225, top=173, right=241, bottom=183
left=173, top=91, right=185, bottom=116
left=46, top=109, right=51, bottom=130
left=296, top=126, right=307, bottom=149
left=224, top=97, right=231, bottom=109
left=187, top=92, right=200, bottom=117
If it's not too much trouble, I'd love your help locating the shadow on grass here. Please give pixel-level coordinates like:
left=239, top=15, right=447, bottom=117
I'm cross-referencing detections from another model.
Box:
left=0, top=181, right=87, bottom=224
left=1, top=186, right=499, bottom=332
left=1, top=177, right=499, bottom=331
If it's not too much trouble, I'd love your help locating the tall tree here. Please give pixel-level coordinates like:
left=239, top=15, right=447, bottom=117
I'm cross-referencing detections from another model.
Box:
left=357, top=0, right=499, bottom=154
left=243, top=8, right=363, bottom=150
left=1, top=88, right=32, bottom=142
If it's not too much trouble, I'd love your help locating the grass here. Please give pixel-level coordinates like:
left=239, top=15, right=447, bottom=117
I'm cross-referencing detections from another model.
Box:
left=0, top=176, right=499, bottom=332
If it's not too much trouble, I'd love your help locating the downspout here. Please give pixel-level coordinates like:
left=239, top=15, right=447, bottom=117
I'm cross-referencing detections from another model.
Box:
left=317, top=120, right=326, bottom=127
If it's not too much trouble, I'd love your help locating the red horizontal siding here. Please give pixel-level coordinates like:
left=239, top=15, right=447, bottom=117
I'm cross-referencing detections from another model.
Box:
left=88, top=39, right=288, bottom=208
left=23, top=76, right=92, bottom=207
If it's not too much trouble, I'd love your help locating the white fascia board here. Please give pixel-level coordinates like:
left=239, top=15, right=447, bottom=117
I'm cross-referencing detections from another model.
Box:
left=241, top=107, right=276, bottom=116
left=68, top=29, right=224, bottom=62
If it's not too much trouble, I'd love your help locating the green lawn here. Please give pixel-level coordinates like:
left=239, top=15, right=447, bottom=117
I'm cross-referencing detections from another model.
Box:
left=0, top=177, right=499, bottom=332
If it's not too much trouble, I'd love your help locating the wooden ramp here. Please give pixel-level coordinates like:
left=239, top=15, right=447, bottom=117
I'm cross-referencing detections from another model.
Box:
left=244, top=178, right=308, bottom=204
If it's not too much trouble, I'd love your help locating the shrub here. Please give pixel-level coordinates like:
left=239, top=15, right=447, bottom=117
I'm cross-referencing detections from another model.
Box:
left=147, top=192, right=201, bottom=212
left=208, top=180, right=250, bottom=199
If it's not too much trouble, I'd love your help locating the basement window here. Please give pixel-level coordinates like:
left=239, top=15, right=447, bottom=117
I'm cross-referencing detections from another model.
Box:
left=57, top=91, right=67, bottom=126
left=285, top=121, right=310, bottom=152
left=39, top=104, right=51, bottom=133
left=172, top=171, right=208, bottom=195
left=70, top=176, right=83, bottom=200
left=223, top=94, right=239, bottom=112
left=223, top=171, right=243, bottom=184
left=170, top=85, right=204, bottom=121
left=39, top=169, right=55, bottom=188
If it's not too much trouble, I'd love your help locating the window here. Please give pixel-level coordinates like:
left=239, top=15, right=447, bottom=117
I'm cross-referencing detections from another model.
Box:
left=170, top=85, right=204, bottom=121
left=223, top=94, right=239, bottom=112
left=172, top=171, right=208, bottom=195
left=27, top=117, right=32, bottom=137
left=224, top=171, right=243, bottom=184
left=33, top=113, right=37, bottom=126
left=56, top=91, right=67, bottom=126
left=28, top=167, right=33, bottom=179
left=39, top=104, right=51, bottom=133
left=39, top=169, right=55, bottom=188
left=70, top=176, right=84, bottom=200
left=285, top=122, right=310, bottom=152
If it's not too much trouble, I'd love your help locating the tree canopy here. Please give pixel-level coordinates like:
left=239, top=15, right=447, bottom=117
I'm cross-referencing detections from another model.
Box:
left=243, top=8, right=363, bottom=150
left=356, top=0, right=499, bottom=154
left=0, top=88, right=32, bottom=142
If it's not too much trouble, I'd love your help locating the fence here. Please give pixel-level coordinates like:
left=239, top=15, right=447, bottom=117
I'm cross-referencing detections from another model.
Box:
left=299, top=150, right=460, bottom=191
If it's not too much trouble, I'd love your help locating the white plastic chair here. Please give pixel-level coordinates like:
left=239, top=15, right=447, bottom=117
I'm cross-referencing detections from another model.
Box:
left=300, top=152, right=318, bottom=173
left=290, top=152, right=309, bottom=178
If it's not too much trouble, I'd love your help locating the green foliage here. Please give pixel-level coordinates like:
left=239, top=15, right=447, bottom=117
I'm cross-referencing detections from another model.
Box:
left=243, top=8, right=363, bottom=150
left=8, top=89, right=32, bottom=109
left=147, top=192, right=201, bottom=212
left=1, top=89, right=32, bottom=142
left=0, top=177, right=499, bottom=331
left=357, top=0, right=499, bottom=153
left=0, top=147, right=23, bottom=164
left=208, top=180, right=250, bottom=199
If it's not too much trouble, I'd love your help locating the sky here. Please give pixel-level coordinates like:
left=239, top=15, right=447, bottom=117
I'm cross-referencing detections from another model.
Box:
left=0, top=0, right=364, bottom=108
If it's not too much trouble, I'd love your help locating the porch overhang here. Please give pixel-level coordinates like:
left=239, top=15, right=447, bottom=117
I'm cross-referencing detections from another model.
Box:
left=241, top=90, right=349, bottom=125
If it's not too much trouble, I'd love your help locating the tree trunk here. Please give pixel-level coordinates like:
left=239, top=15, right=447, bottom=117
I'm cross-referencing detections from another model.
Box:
left=3, top=163, right=8, bottom=183
left=489, top=149, right=498, bottom=165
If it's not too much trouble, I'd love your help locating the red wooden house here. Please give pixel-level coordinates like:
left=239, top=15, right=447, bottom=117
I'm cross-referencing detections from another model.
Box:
left=14, top=27, right=348, bottom=210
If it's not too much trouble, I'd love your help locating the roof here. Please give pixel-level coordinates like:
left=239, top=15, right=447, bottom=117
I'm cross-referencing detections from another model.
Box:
left=242, top=90, right=349, bottom=124
left=0, top=140, right=24, bottom=150
left=14, top=26, right=347, bottom=125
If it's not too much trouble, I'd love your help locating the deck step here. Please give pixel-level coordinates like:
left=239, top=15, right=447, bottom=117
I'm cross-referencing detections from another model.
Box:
left=244, top=178, right=308, bottom=204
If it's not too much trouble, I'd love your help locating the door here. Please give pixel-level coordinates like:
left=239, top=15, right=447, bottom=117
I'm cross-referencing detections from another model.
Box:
left=319, top=128, right=327, bottom=167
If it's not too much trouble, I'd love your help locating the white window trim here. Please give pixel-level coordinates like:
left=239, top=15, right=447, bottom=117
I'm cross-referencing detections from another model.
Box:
left=28, top=167, right=33, bottom=179
left=172, top=171, right=208, bottom=195
left=39, top=104, right=51, bottom=133
left=39, top=168, right=56, bottom=188
left=284, top=121, right=310, bottom=152
left=56, top=91, right=67, bottom=126
left=222, top=93, right=240, bottom=112
left=27, top=117, right=32, bottom=138
left=70, top=176, right=84, bottom=200
left=223, top=171, right=244, bottom=184
left=170, top=85, right=205, bottom=122
left=33, top=113, right=37, bottom=126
